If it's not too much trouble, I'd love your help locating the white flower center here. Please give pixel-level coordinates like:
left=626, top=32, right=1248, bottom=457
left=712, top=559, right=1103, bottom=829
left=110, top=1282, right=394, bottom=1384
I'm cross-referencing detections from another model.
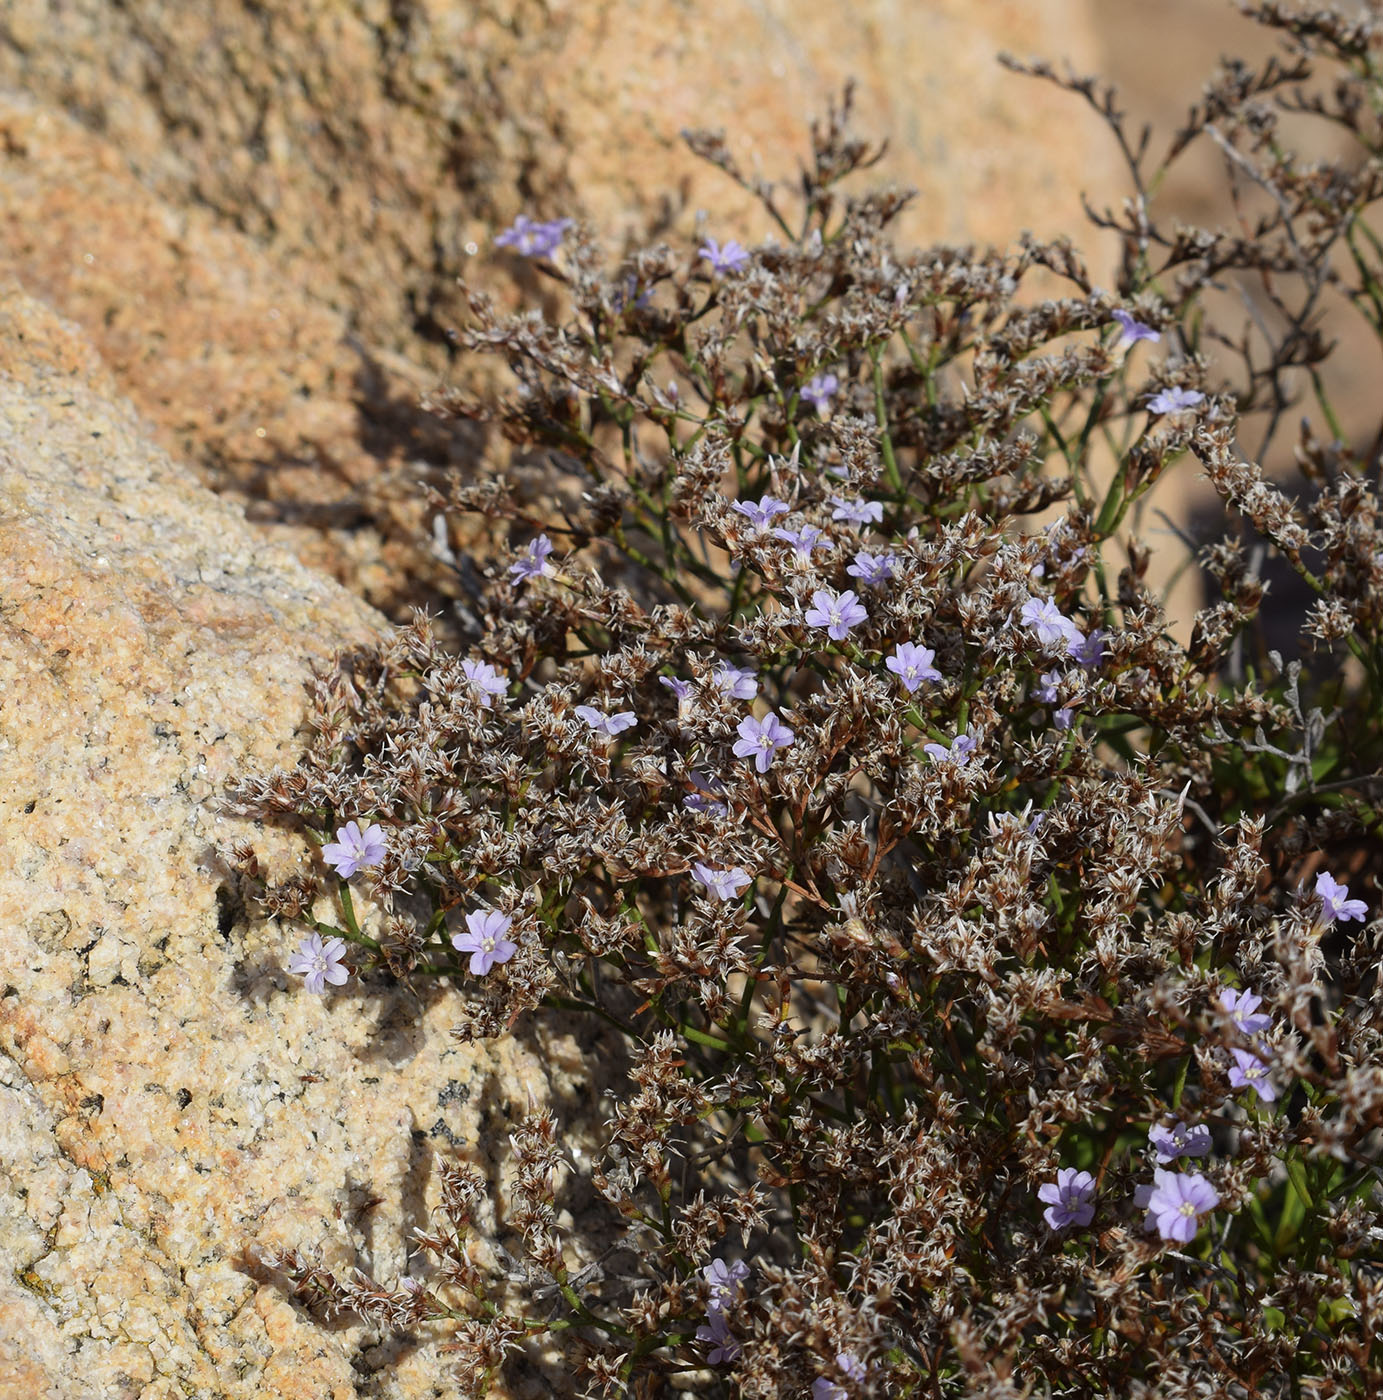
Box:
left=1178, top=1202, right=1196, bottom=1217
left=481, top=936, right=496, bottom=953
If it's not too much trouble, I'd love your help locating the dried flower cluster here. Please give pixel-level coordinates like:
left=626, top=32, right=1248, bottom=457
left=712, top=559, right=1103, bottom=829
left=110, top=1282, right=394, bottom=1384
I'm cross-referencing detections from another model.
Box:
left=233, top=13, right=1383, bottom=1398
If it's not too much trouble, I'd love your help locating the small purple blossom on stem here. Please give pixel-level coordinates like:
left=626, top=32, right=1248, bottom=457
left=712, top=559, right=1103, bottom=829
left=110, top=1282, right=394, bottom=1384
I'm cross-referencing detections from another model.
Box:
left=451, top=909, right=518, bottom=976
left=1228, top=1046, right=1278, bottom=1103
left=699, top=237, right=749, bottom=274
left=886, top=642, right=941, bottom=693
left=1148, top=1120, right=1212, bottom=1164
left=509, top=534, right=554, bottom=583
left=713, top=663, right=758, bottom=700
left=731, top=495, right=789, bottom=531
left=1314, top=870, right=1368, bottom=923
left=733, top=712, right=795, bottom=772
left=696, top=1308, right=741, bottom=1365
left=321, top=821, right=387, bottom=878
left=286, top=933, right=351, bottom=994
left=1143, top=1169, right=1220, bottom=1243
left=1038, top=1167, right=1096, bottom=1230
left=804, top=587, right=868, bottom=641
left=923, top=732, right=977, bottom=765
left=461, top=659, right=508, bottom=708
left=1219, top=987, right=1272, bottom=1037
left=802, top=371, right=839, bottom=415
left=685, top=772, right=729, bottom=815
left=1021, top=596, right=1083, bottom=650
left=495, top=214, right=573, bottom=258
left=703, top=1258, right=751, bottom=1310
left=772, top=523, right=833, bottom=564
left=659, top=676, right=692, bottom=701
left=1148, top=385, right=1205, bottom=414
left=575, top=705, right=638, bottom=737
left=847, top=549, right=898, bottom=586
left=836, top=1353, right=867, bottom=1383
left=812, top=1381, right=847, bottom=1400
left=829, top=495, right=884, bottom=526
left=1111, top=308, right=1161, bottom=346
left=692, top=863, right=753, bottom=901
left=1067, top=627, right=1107, bottom=668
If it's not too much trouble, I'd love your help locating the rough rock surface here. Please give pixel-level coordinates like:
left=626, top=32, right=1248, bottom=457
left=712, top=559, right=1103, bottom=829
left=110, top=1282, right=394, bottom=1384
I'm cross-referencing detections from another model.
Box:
left=0, top=290, right=585, bottom=1398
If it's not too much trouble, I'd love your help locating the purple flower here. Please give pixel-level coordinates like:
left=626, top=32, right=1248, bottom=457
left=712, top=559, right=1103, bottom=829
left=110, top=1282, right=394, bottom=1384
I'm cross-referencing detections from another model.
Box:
left=886, top=642, right=942, bottom=693
left=1148, top=1120, right=1212, bottom=1164
left=802, top=372, right=839, bottom=416
left=700, top=237, right=750, bottom=274
left=321, top=820, right=387, bottom=878
left=461, top=659, right=508, bottom=708
left=836, top=1353, right=867, bottom=1383
left=1111, top=308, right=1161, bottom=346
left=575, top=704, right=638, bottom=737
left=286, top=933, right=351, bottom=994
left=509, top=534, right=554, bottom=583
left=703, top=1258, right=750, bottom=1310
left=1219, top=987, right=1272, bottom=1037
left=495, top=214, right=572, bottom=258
left=1054, top=706, right=1076, bottom=731
left=804, top=588, right=868, bottom=641
left=1314, top=870, right=1368, bottom=924
left=1148, top=386, right=1205, bottom=414
left=1143, top=1169, right=1219, bottom=1243
left=829, top=495, right=884, bottom=526
left=813, top=1381, right=847, bottom=1400
left=1228, top=1046, right=1278, bottom=1103
left=1038, top=1167, right=1096, bottom=1230
left=692, top=863, right=753, bottom=902
left=1067, top=627, right=1107, bottom=669
left=846, top=550, right=898, bottom=586
left=660, top=675, right=692, bottom=701
left=713, top=663, right=758, bottom=700
left=685, top=772, right=729, bottom=815
left=771, top=523, right=833, bottom=564
left=1021, top=596, right=1083, bottom=650
left=731, top=495, right=790, bottom=531
left=1034, top=670, right=1063, bottom=705
left=696, top=1308, right=741, bottom=1364
left=923, top=732, right=977, bottom=765
left=451, top=909, right=518, bottom=976
left=733, top=712, right=796, bottom=773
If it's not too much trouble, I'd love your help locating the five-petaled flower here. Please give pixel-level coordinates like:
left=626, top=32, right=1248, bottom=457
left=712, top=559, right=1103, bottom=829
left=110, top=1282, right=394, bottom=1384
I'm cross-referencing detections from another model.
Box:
left=509, top=534, right=554, bottom=583
left=924, top=732, right=977, bottom=765
left=703, top=1258, right=750, bottom=1310
left=802, top=372, right=839, bottom=415
left=1038, top=1167, right=1096, bottom=1230
left=1112, top=308, right=1161, bottom=346
left=1021, top=596, right=1083, bottom=651
left=772, top=523, right=833, bottom=564
left=1314, top=870, right=1368, bottom=923
left=887, top=642, right=941, bottom=693
left=734, top=712, right=796, bottom=772
left=696, top=1307, right=741, bottom=1364
left=1148, top=386, right=1205, bottom=414
left=1219, top=987, right=1272, bottom=1037
left=287, top=933, right=351, bottom=994
left=1141, top=1169, right=1220, bottom=1243
left=495, top=215, right=572, bottom=258
left=699, top=237, right=750, bottom=274
left=461, top=659, right=508, bottom=708
left=847, top=550, right=898, bottom=586
left=1149, top=1120, right=1212, bottom=1164
left=1228, top=1046, right=1278, bottom=1103
left=829, top=495, right=884, bottom=526
left=731, top=495, right=789, bottom=531
left=804, top=588, right=868, bottom=641
left=452, top=909, right=518, bottom=976
left=692, top=863, right=753, bottom=902
left=1067, top=627, right=1107, bottom=668
left=322, top=820, right=387, bottom=878
left=713, top=664, right=758, bottom=700
left=575, top=705, right=638, bottom=737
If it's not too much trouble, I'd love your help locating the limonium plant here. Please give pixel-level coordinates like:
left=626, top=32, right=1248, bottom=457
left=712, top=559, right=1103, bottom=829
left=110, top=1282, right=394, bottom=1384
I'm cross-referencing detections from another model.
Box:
left=229, top=14, right=1383, bottom=1397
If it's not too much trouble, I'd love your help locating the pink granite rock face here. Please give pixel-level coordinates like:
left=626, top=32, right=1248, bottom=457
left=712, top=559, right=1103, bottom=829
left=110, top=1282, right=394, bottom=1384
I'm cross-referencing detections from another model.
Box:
left=0, top=290, right=589, bottom=1398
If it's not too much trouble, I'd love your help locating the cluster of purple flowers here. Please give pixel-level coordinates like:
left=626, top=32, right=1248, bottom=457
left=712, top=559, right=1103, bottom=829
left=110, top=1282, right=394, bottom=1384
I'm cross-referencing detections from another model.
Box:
left=495, top=215, right=573, bottom=259
left=697, top=1258, right=749, bottom=1364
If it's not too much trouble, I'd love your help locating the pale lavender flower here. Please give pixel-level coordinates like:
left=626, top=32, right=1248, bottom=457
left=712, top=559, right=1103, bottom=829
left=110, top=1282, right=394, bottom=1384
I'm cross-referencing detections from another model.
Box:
left=1033, top=670, right=1063, bottom=705
left=713, top=663, right=758, bottom=700
left=771, top=523, right=833, bottom=564
left=575, top=705, right=638, bottom=737
left=692, top=863, right=753, bottom=902
left=1038, top=1167, right=1096, bottom=1230
left=1228, top=1046, right=1278, bottom=1103
left=700, top=237, right=750, bottom=274
left=1148, top=1120, right=1212, bottom=1164
left=734, top=712, right=795, bottom=772
left=1054, top=706, right=1076, bottom=731
left=1219, top=987, right=1272, bottom=1037
left=846, top=550, right=898, bottom=586
left=461, top=659, right=508, bottom=707
left=923, top=732, right=977, bottom=765
left=509, top=534, right=554, bottom=582
left=802, top=372, right=839, bottom=415
left=685, top=772, right=729, bottom=815
left=696, top=1308, right=741, bottom=1364
left=836, top=1353, right=867, bottom=1383
left=659, top=676, right=692, bottom=701
left=829, top=495, right=884, bottom=526
left=1143, top=1169, right=1219, bottom=1243
left=321, top=820, right=387, bottom=878
left=731, top=495, right=789, bottom=531
left=813, top=1381, right=847, bottom=1400
left=886, top=642, right=941, bottom=693
left=1067, top=627, right=1107, bottom=668
left=804, top=588, right=868, bottom=641
left=451, top=909, right=518, bottom=976
left=1111, top=308, right=1161, bottom=345
left=495, top=214, right=572, bottom=258
left=286, top=933, right=351, bottom=994
left=703, top=1258, right=750, bottom=1310
left=1021, top=595, right=1083, bottom=650
left=1148, top=385, right=1206, bottom=414
left=1314, top=870, right=1368, bottom=923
